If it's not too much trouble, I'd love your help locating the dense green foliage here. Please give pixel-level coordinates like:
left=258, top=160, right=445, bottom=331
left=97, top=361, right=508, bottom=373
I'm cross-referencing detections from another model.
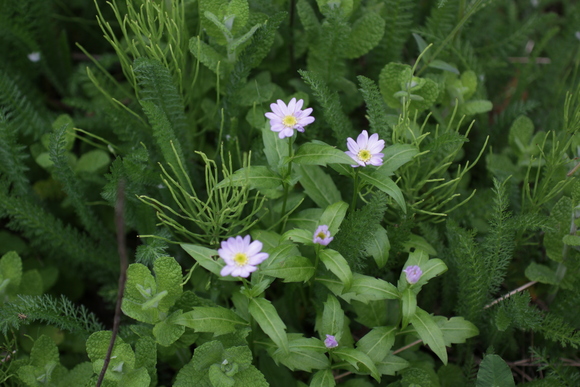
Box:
left=1, top=0, right=580, bottom=385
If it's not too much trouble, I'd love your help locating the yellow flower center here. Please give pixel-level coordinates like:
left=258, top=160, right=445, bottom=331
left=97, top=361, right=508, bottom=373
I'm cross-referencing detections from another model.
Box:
left=316, top=232, right=326, bottom=239
left=358, top=149, right=372, bottom=162
left=282, top=115, right=297, bottom=127
left=233, top=253, right=249, bottom=267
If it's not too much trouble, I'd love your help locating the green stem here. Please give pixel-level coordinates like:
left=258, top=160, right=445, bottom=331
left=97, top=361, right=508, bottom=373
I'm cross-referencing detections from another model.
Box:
left=278, top=137, right=295, bottom=233
left=350, top=170, right=360, bottom=214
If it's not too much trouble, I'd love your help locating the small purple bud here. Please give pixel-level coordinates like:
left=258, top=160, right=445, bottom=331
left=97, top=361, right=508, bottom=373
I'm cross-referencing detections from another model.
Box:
left=324, top=334, right=338, bottom=349
left=403, top=265, right=422, bottom=284
left=313, top=225, right=334, bottom=246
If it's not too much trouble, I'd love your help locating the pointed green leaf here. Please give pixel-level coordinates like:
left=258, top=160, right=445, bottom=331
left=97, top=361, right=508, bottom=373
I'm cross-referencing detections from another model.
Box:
left=218, top=166, right=283, bottom=191
left=410, top=308, right=447, bottom=364
left=249, top=298, right=288, bottom=354
left=376, top=354, right=409, bottom=376
left=262, top=121, right=289, bottom=173
left=310, top=369, right=336, bottom=387
left=296, top=164, right=342, bottom=208
left=378, top=144, right=419, bottom=176
left=273, top=348, right=330, bottom=372
left=319, top=249, right=353, bottom=290
left=282, top=228, right=314, bottom=245
left=319, top=201, right=349, bottom=236
left=174, top=306, right=248, bottom=336
left=293, top=142, right=354, bottom=166
left=524, top=262, right=558, bottom=285
left=401, top=288, right=417, bottom=328
left=333, top=348, right=380, bottom=381
left=476, top=354, right=515, bottom=387
left=180, top=244, right=237, bottom=282
left=259, top=256, right=315, bottom=283
left=364, top=226, right=390, bottom=269
left=435, top=316, right=479, bottom=346
left=356, top=326, right=396, bottom=363
left=350, top=273, right=399, bottom=303
left=359, top=169, right=406, bottom=212
left=319, top=295, right=345, bottom=340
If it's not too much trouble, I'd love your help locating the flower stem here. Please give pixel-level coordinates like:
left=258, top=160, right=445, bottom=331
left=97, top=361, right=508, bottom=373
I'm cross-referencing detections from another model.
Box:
left=279, top=137, right=295, bottom=233
left=350, top=170, right=360, bottom=214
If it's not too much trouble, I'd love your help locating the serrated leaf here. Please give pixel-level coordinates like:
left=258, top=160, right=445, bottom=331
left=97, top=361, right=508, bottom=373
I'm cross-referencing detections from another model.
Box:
left=174, top=307, right=248, bottom=336
left=249, top=297, right=289, bottom=354
left=189, top=37, right=228, bottom=77
left=349, top=273, right=399, bottom=303
left=154, top=256, right=183, bottom=312
left=333, top=348, right=380, bottom=381
left=359, top=169, right=406, bottom=212
left=153, top=310, right=186, bottom=346
left=259, top=256, right=315, bottom=283
left=356, top=326, right=396, bottom=363
left=344, top=12, right=385, bottom=59
left=86, top=331, right=135, bottom=382
left=293, top=142, right=355, bottom=166
left=376, top=354, right=409, bottom=376
left=0, top=251, right=22, bottom=297
left=120, top=367, right=151, bottom=387
left=319, top=249, right=353, bottom=290
left=410, top=308, right=447, bottom=364
left=435, top=316, right=479, bottom=346
left=476, top=354, right=515, bottom=387
left=562, top=234, right=580, bottom=246
left=524, top=262, right=559, bottom=285
left=296, top=164, right=342, bottom=208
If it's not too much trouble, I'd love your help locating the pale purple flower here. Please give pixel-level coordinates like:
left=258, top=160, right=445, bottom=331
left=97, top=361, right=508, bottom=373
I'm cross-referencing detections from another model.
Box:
left=345, top=130, right=385, bottom=167
left=403, top=265, right=422, bottom=284
left=265, top=98, right=315, bottom=139
left=313, top=225, right=333, bottom=246
left=218, top=235, right=269, bottom=278
left=324, top=334, right=338, bottom=349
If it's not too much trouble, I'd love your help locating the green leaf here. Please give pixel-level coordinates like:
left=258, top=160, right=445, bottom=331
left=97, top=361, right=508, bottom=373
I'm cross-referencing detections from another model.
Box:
left=259, top=256, right=315, bottom=283
left=274, top=348, right=330, bottom=372
left=153, top=310, right=186, bottom=346
left=0, top=251, right=22, bottom=298
left=319, top=201, right=349, bottom=236
left=333, top=348, right=381, bottom=381
left=249, top=297, right=289, bottom=354
left=524, top=262, right=559, bottom=285
left=120, top=367, right=151, bottom=387
left=356, top=326, right=396, bottom=363
left=359, top=169, right=406, bottom=213
left=218, top=166, right=283, bottom=191
left=18, top=335, right=61, bottom=386
left=414, top=258, right=448, bottom=288
left=349, top=273, right=400, bottom=303
left=180, top=244, right=237, bottom=282
left=376, top=354, right=409, bottom=376
left=435, top=316, right=479, bottom=346
left=476, top=354, right=515, bottom=387
left=174, top=306, right=248, bottom=336
left=401, top=287, right=417, bottom=328
left=189, top=37, right=228, bottom=77
left=378, top=144, right=419, bottom=176
left=226, top=0, right=250, bottom=34
left=410, top=308, right=447, bottom=364
left=344, top=12, right=385, bottom=59
left=296, top=164, right=342, bottom=208
left=259, top=243, right=300, bottom=270
left=364, top=226, right=390, bottom=269
left=562, top=234, right=580, bottom=246
left=74, top=149, right=110, bottom=174
left=310, top=369, right=336, bottom=387
left=262, top=120, right=289, bottom=173
left=458, top=100, right=493, bottom=116
left=86, top=331, right=135, bottom=382
left=319, top=295, right=345, bottom=340
left=153, top=256, right=183, bottom=312
left=282, top=228, right=314, bottom=245
left=319, top=249, right=353, bottom=290
left=428, top=60, right=460, bottom=74
left=122, top=263, right=160, bottom=324
left=293, top=142, right=354, bottom=166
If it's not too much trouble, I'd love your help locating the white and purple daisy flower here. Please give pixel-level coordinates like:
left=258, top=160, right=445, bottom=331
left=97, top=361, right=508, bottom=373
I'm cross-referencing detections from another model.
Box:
left=218, top=235, right=269, bottom=278
left=403, top=265, right=422, bottom=284
left=345, top=130, right=385, bottom=167
left=265, top=98, right=315, bottom=139
left=313, top=225, right=334, bottom=246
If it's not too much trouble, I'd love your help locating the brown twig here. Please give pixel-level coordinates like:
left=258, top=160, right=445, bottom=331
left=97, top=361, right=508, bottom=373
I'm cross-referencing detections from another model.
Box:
left=96, top=180, right=128, bottom=386
left=484, top=281, right=538, bottom=309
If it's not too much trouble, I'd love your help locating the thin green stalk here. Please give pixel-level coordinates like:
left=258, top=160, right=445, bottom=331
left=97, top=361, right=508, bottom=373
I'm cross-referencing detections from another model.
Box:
left=350, top=170, right=360, bottom=214
left=279, top=137, right=295, bottom=232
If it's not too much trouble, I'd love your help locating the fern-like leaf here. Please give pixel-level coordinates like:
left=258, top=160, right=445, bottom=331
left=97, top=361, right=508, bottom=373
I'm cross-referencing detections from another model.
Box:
left=0, top=110, right=29, bottom=196
left=0, top=294, right=104, bottom=336
left=357, top=75, right=392, bottom=143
